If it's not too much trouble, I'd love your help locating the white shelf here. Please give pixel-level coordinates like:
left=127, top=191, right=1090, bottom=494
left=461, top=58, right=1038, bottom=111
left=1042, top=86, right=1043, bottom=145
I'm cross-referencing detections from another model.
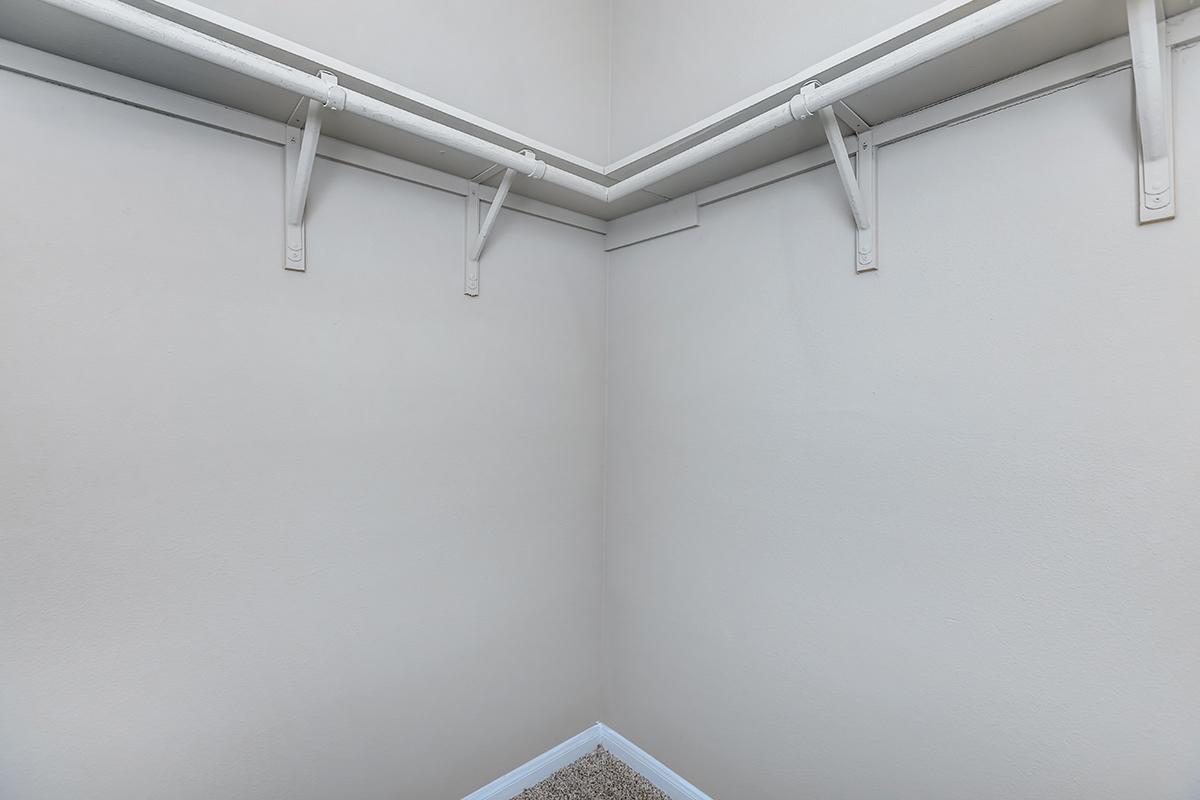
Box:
left=0, top=0, right=1192, bottom=220
left=0, top=0, right=649, bottom=219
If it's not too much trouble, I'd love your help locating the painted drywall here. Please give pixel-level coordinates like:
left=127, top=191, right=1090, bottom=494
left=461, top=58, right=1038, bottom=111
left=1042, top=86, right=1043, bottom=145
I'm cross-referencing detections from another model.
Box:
left=191, top=0, right=613, bottom=164
left=0, top=70, right=605, bottom=800
left=603, top=47, right=1200, bottom=800
left=608, top=0, right=942, bottom=159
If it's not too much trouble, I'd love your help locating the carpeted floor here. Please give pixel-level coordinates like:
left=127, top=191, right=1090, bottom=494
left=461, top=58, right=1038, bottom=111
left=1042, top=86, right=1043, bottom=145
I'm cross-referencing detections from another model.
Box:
left=513, top=746, right=670, bottom=800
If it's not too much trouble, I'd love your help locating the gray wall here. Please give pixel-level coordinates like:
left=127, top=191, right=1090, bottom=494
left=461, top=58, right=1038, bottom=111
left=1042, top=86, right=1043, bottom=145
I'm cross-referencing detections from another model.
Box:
left=0, top=70, right=605, bottom=800
left=6, top=7, right=1200, bottom=800
left=195, top=0, right=613, bottom=164
left=608, top=0, right=934, bottom=159
left=603, top=49, right=1200, bottom=800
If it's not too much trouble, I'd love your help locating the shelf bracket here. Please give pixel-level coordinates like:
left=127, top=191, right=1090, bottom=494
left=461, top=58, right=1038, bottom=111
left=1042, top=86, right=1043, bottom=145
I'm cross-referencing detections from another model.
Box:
left=284, top=70, right=342, bottom=271
left=814, top=93, right=877, bottom=272
left=853, top=130, right=878, bottom=273
left=465, top=155, right=526, bottom=296
left=1126, top=0, right=1175, bottom=223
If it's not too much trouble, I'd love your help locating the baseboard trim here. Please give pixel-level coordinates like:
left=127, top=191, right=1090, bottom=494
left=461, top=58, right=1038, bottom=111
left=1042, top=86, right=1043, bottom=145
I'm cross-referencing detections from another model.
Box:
left=462, top=722, right=712, bottom=800
left=597, top=725, right=712, bottom=800
left=462, top=724, right=606, bottom=800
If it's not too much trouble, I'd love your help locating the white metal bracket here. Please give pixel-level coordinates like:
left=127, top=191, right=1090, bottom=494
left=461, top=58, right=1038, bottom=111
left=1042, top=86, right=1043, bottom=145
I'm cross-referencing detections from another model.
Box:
left=464, top=182, right=482, bottom=295
left=853, top=130, right=878, bottom=273
left=832, top=100, right=871, bottom=136
left=464, top=154, right=528, bottom=296
left=1126, top=0, right=1175, bottom=223
left=284, top=70, right=340, bottom=271
left=808, top=83, right=877, bottom=273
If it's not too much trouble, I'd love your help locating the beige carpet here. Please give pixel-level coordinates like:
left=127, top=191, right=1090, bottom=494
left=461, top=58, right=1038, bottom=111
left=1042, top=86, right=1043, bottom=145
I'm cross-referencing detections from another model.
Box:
left=513, top=746, right=670, bottom=800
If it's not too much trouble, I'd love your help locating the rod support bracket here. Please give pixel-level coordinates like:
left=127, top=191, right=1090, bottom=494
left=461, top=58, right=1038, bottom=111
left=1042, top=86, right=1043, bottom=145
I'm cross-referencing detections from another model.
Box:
left=1126, top=0, right=1175, bottom=223
left=283, top=70, right=339, bottom=271
left=465, top=156, right=527, bottom=295
left=464, top=183, right=483, bottom=296
left=816, top=98, right=878, bottom=273
left=854, top=130, right=878, bottom=273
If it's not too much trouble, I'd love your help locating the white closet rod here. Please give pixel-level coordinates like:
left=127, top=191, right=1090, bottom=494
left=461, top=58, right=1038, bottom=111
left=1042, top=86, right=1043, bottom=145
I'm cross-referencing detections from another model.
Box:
left=604, top=0, right=1060, bottom=201
left=38, top=0, right=1059, bottom=204
left=33, top=0, right=609, bottom=201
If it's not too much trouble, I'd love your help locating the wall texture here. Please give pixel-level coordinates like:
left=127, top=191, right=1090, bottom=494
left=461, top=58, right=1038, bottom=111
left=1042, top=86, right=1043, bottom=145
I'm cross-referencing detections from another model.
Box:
left=603, top=49, right=1200, bottom=800
left=607, top=0, right=935, bottom=159
left=193, top=0, right=613, bottom=164
left=0, top=70, right=605, bottom=800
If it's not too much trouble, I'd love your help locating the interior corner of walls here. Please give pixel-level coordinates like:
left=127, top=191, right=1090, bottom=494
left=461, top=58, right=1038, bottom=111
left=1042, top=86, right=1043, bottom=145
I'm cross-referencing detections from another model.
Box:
left=460, top=722, right=713, bottom=800
left=604, top=194, right=699, bottom=251
left=605, top=0, right=616, bottom=167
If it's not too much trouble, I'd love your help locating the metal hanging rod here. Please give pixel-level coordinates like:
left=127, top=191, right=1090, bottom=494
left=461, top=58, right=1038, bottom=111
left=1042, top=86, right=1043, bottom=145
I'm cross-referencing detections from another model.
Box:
left=32, top=0, right=608, bottom=201
left=605, top=0, right=1061, bottom=201
left=37, top=0, right=1059, bottom=205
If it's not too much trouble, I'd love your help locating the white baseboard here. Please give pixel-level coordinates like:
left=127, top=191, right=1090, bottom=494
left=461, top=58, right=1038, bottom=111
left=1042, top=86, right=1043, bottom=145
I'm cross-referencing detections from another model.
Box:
left=462, top=722, right=712, bottom=800
left=597, top=725, right=712, bottom=800
left=461, top=724, right=605, bottom=800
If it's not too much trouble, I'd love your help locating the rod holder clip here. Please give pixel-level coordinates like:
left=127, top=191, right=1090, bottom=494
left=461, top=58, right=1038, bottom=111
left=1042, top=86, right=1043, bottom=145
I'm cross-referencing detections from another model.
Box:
left=317, top=69, right=346, bottom=111
left=522, top=149, right=547, bottom=180
left=791, top=80, right=821, bottom=121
